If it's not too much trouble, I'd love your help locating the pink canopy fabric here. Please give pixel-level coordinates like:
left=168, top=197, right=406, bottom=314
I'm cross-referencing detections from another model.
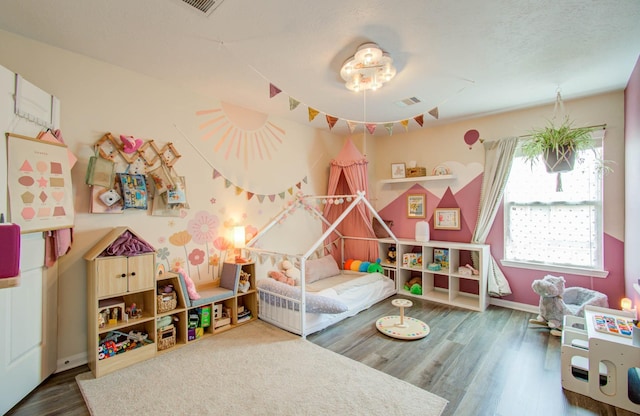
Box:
left=323, top=140, right=379, bottom=263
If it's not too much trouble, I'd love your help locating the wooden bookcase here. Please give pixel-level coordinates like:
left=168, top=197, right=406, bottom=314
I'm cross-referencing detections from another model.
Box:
left=85, top=227, right=258, bottom=378
left=378, top=238, right=490, bottom=311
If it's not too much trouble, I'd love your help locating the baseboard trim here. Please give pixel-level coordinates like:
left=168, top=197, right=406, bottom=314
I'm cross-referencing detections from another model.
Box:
left=489, top=298, right=538, bottom=314
left=56, top=352, right=88, bottom=373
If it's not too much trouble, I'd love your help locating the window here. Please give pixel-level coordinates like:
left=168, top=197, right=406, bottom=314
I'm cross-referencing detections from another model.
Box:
left=503, top=136, right=604, bottom=272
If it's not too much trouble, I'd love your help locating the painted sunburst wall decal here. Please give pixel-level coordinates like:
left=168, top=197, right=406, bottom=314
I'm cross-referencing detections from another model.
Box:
left=197, top=101, right=285, bottom=168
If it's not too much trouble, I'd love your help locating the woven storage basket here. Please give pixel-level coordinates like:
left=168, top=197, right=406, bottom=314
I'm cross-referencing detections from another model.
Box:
left=406, top=167, right=427, bottom=177
left=157, top=291, right=177, bottom=313
left=157, top=326, right=176, bottom=351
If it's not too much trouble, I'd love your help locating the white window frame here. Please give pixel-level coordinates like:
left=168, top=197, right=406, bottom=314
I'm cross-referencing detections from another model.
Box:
left=501, top=131, right=608, bottom=278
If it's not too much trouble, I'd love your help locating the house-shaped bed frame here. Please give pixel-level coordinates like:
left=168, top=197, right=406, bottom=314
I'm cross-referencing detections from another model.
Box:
left=245, top=191, right=399, bottom=336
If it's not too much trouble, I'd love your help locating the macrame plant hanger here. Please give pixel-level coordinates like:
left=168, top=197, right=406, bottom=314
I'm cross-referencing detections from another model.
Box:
left=553, top=90, right=566, bottom=192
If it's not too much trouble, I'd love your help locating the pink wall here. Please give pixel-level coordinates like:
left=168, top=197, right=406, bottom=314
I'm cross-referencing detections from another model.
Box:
left=625, top=55, right=640, bottom=308
left=379, top=174, right=626, bottom=308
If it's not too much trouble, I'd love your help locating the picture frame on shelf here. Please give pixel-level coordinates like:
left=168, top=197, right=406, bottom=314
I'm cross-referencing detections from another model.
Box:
left=391, top=163, right=406, bottom=179
left=407, top=194, right=426, bottom=218
left=434, top=208, right=461, bottom=230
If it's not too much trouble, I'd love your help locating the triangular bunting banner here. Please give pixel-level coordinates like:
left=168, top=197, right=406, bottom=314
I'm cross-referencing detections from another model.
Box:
left=212, top=169, right=222, bottom=179
left=414, top=114, right=424, bottom=127
left=308, top=107, right=320, bottom=122
left=246, top=192, right=254, bottom=200
left=365, top=123, right=377, bottom=134
left=257, top=195, right=265, bottom=203
left=279, top=192, right=285, bottom=199
left=225, top=179, right=232, bottom=188
left=384, top=123, right=394, bottom=136
left=289, top=97, right=300, bottom=111
left=347, top=120, right=358, bottom=133
left=296, top=182, right=302, bottom=189
left=428, top=107, right=439, bottom=119
left=269, top=195, right=276, bottom=202
left=287, top=187, right=293, bottom=195
left=303, top=176, right=308, bottom=184
left=235, top=186, right=243, bottom=195
left=400, top=120, right=409, bottom=131
left=269, top=83, right=282, bottom=98
left=326, top=115, right=338, bottom=130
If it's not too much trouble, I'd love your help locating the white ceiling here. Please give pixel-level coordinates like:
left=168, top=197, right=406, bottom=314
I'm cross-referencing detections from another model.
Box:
left=1, top=0, right=639, bottom=135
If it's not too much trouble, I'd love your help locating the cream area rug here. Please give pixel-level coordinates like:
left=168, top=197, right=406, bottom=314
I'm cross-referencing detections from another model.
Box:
left=77, top=320, right=447, bottom=416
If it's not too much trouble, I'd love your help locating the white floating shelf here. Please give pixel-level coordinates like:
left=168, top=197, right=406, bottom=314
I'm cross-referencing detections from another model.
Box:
left=379, top=174, right=456, bottom=184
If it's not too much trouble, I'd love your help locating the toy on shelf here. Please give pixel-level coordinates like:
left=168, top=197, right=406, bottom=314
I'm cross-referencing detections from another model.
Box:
left=403, top=277, right=422, bottom=295
left=386, top=246, right=396, bottom=265
left=238, top=270, right=251, bottom=293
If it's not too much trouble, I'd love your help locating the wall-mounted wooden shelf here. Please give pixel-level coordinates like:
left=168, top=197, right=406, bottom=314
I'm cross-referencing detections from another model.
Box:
left=379, top=174, right=456, bottom=185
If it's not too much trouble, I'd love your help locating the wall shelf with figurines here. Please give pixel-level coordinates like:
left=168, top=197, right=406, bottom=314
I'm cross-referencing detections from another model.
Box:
left=86, top=132, right=188, bottom=217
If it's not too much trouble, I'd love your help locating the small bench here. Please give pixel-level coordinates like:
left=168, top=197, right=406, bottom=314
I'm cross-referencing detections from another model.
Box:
left=176, top=262, right=239, bottom=308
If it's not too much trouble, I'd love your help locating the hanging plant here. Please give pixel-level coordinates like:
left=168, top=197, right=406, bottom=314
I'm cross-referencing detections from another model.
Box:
left=520, top=118, right=596, bottom=173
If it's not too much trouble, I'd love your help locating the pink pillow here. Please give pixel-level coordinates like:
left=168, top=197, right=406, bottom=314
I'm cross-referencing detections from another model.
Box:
left=174, top=267, right=200, bottom=300
left=305, top=255, right=340, bottom=284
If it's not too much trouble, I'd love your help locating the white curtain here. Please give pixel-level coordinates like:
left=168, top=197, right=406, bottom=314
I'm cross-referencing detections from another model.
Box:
left=471, top=137, right=518, bottom=297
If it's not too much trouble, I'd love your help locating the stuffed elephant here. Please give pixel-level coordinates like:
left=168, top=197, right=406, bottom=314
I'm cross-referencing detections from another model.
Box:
left=530, top=274, right=608, bottom=335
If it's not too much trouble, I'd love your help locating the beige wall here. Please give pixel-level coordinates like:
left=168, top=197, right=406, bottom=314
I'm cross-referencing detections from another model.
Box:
left=0, top=30, right=343, bottom=369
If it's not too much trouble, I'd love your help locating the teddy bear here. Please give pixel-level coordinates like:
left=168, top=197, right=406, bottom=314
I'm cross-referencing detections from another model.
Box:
left=281, top=260, right=300, bottom=283
left=387, top=246, right=397, bottom=264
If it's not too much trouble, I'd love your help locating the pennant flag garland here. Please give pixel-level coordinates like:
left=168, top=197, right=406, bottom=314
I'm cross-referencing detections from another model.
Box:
left=268, top=83, right=458, bottom=135
left=269, top=83, right=282, bottom=98
left=384, top=123, right=394, bottom=136
left=212, top=167, right=308, bottom=203
left=326, top=115, right=338, bottom=130
left=365, top=123, right=377, bottom=134
left=289, top=97, right=300, bottom=111
left=308, top=107, right=320, bottom=122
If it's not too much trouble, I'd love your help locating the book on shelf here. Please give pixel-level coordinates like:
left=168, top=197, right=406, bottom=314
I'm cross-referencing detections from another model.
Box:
left=434, top=249, right=449, bottom=268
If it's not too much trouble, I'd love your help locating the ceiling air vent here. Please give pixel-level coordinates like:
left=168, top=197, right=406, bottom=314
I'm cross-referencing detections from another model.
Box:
left=180, top=0, right=224, bottom=15
left=394, top=96, right=422, bottom=107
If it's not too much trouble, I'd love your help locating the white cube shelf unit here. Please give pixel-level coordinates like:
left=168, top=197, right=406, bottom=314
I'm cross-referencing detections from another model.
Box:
left=378, top=238, right=490, bottom=311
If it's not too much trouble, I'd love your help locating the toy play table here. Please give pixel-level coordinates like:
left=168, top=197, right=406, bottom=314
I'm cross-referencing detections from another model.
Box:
left=376, top=299, right=430, bottom=340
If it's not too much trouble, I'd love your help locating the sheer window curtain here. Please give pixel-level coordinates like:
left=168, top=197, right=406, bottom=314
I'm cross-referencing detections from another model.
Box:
left=471, top=137, right=518, bottom=297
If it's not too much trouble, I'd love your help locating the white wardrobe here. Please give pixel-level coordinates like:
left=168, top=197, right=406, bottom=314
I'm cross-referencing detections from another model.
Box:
left=0, top=64, right=60, bottom=414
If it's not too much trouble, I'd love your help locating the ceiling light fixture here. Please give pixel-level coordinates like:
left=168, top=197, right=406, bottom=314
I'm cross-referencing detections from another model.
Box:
left=340, top=42, right=396, bottom=92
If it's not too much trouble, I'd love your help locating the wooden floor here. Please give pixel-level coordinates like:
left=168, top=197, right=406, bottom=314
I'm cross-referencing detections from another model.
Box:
left=6, top=295, right=638, bottom=416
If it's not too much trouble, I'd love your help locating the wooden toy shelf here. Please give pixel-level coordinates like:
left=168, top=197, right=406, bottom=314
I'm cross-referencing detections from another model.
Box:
left=85, top=227, right=257, bottom=378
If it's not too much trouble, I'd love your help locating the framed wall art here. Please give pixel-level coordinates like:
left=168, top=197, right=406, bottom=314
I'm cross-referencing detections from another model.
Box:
left=434, top=208, right=461, bottom=230
left=407, top=194, right=426, bottom=218
left=391, top=163, right=406, bottom=179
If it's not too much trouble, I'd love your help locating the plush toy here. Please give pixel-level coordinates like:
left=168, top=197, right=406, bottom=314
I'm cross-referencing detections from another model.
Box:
left=238, top=270, right=250, bottom=293
left=119, top=134, right=143, bottom=153
left=268, top=270, right=295, bottom=286
left=350, top=260, right=362, bottom=271
left=358, top=261, right=371, bottom=272
left=529, top=274, right=608, bottom=336
left=173, top=266, right=200, bottom=300
left=404, top=277, right=422, bottom=295
left=281, top=260, right=300, bottom=283
left=344, top=259, right=354, bottom=270
left=387, top=246, right=397, bottom=264
left=367, top=259, right=384, bottom=274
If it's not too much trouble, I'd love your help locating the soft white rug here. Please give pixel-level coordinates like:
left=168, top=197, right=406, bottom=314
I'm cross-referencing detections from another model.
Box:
left=77, top=320, right=447, bottom=416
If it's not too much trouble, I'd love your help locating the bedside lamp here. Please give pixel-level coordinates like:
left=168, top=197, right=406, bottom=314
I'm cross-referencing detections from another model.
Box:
left=233, top=225, right=247, bottom=263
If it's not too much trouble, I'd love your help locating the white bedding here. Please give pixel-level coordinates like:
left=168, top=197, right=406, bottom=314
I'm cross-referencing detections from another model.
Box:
left=258, top=271, right=396, bottom=336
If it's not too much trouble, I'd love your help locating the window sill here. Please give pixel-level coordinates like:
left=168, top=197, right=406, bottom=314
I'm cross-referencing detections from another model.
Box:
left=500, top=260, right=609, bottom=278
